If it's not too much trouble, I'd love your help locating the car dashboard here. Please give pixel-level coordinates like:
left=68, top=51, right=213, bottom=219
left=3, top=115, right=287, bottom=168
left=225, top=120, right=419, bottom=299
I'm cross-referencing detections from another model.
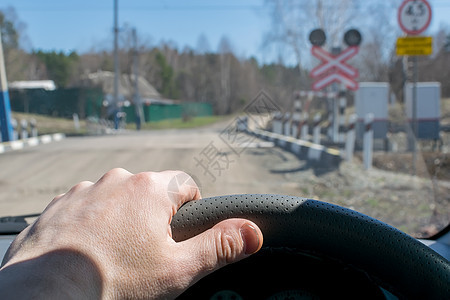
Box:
left=1, top=195, right=449, bottom=299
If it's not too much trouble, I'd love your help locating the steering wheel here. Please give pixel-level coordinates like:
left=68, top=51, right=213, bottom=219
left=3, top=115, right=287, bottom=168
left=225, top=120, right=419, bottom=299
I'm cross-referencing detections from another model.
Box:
left=172, top=194, right=450, bottom=299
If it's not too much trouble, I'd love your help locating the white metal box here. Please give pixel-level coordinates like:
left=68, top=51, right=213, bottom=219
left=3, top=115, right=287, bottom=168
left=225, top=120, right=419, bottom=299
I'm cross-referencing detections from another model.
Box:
left=404, top=82, right=440, bottom=140
left=355, top=82, right=389, bottom=140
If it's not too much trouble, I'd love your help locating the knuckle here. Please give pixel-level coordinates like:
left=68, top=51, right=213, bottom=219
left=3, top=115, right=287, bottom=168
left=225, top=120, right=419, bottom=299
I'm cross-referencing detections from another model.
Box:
left=105, top=167, right=130, bottom=178
left=167, top=172, right=200, bottom=200
left=214, top=229, right=243, bottom=266
left=132, top=171, right=156, bottom=187
left=161, top=170, right=184, bottom=177
left=53, top=193, right=66, bottom=201
left=95, top=168, right=132, bottom=186
left=49, top=192, right=66, bottom=205
left=69, top=181, right=93, bottom=193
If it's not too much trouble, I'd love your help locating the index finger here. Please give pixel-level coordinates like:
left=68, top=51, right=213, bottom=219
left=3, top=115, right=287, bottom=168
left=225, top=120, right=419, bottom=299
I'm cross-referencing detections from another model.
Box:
left=164, top=171, right=201, bottom=210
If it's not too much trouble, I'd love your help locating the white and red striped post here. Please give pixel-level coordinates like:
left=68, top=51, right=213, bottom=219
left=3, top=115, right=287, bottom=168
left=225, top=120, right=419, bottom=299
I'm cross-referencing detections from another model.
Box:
left=30, top=118, right=38, bottom=137
left=283, top=112, right=291, bottom=136
left=291, top=112, right=301, bottom=138
left=345, top=114, right=357, bottom=161
left=272, top=112, right=283, bottom=134
left=327, top=111, right=333, bottom=140
left=291, top=100, right=301, bottom=138
left=20, top=119, right=28, bottom=139
left=300, top=112, right=309, bottom=140
left=312, top=113, right=321, bottom=144
left=11, top=118, right=18, bottom=140
left=338, top=92, right=347, bottom=142
left=363, top=113, right=374, bottom=170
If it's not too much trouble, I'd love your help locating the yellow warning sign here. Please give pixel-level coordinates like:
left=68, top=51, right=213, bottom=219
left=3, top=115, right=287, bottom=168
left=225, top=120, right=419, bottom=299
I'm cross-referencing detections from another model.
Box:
left=396, top=36, right=433, bottom=56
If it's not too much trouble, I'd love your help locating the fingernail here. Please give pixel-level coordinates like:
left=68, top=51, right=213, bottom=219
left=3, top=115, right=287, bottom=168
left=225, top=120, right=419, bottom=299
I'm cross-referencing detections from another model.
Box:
left=240, top=223, right=261, bottom=255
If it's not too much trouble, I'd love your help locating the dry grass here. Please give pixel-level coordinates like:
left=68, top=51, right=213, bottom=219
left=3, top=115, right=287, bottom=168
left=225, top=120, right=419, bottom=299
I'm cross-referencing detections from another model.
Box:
left=11, top=112, right=86, bottom=136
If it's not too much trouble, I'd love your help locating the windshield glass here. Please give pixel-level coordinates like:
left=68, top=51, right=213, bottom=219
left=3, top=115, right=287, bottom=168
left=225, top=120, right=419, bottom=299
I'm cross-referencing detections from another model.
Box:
left=0, top=0, right=449, bottom=239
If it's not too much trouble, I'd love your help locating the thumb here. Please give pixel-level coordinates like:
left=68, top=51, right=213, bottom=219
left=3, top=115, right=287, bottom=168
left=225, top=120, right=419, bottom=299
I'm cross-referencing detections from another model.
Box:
left=178, top=218, right=263, bottom=282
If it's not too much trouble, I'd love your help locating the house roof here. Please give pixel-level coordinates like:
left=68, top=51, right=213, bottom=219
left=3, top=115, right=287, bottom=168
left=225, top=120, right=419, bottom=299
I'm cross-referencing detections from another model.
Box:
left=9, top=80, right=57, bottom=91
left=82, top=70, right=161, bottom=100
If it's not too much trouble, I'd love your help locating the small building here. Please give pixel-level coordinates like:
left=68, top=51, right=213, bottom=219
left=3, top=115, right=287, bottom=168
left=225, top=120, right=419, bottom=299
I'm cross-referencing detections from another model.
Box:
left=81, top=70, right=212, bottom=123
left=9, top=80, right=56, bottom=91
left=81, top=70, right=162, bottom=105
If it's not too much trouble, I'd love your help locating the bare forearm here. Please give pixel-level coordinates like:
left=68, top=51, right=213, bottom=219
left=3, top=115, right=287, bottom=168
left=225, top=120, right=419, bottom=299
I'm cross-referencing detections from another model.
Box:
left=0, top=249, right=102, bottom=299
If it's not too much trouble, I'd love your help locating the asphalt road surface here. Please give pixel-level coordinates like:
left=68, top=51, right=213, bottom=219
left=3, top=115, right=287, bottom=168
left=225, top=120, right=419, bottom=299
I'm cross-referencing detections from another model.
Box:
left=0, top=122, right=304, bottom=216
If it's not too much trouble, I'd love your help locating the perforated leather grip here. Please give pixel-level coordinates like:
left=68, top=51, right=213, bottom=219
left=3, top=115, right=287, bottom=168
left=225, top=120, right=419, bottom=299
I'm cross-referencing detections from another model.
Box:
left=171, top=194, right=450, bottom=299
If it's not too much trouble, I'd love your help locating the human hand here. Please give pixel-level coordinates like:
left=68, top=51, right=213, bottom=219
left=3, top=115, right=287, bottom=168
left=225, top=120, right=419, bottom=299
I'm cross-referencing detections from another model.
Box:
left=0, top=168, right=263, bottom=299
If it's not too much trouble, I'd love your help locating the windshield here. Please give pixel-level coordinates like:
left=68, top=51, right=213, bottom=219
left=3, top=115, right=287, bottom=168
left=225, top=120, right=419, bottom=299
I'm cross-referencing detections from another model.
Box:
left=0, top=0, right=448, bottom=239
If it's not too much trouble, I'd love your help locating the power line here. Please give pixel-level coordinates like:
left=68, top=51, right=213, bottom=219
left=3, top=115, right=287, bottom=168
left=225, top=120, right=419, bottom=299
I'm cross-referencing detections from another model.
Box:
left=7, top=5, right=268, bottom=12
left=9, top=1, right=450, bottom=13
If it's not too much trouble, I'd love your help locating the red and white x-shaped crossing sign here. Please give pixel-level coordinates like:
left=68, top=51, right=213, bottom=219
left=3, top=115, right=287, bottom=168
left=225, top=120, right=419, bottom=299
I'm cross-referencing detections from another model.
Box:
left=310, top=46, right=359, bottom=91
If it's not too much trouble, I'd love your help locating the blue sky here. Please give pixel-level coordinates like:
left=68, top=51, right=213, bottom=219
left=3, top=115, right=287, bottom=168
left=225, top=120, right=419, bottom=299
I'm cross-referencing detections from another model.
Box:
left=1, top=0, right=450, bottom=64
left=3, top=0, right=270, bottom=58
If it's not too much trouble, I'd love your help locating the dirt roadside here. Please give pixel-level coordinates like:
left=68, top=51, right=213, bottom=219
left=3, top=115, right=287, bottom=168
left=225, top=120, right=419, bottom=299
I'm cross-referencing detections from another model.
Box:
left=251, top=145, right=449, bottom=239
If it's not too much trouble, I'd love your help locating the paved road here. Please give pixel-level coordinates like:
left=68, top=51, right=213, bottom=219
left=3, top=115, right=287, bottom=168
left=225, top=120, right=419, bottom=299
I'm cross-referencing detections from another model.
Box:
left=0, top=123, right=304, bottom=216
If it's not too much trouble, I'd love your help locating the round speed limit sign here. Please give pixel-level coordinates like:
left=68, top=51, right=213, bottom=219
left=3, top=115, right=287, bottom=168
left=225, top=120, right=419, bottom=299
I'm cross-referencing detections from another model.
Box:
left=398, top=0, right=432, bottom=35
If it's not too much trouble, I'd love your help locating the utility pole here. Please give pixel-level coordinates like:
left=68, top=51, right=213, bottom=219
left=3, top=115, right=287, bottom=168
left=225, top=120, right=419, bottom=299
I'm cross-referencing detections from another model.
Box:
left=412, top=55, right=418, bottom=176
left=113, top=0, right=120, bottom=129
left=0, top=30, right=13, bottom=142
left=132, top=28, right=144, bottom=130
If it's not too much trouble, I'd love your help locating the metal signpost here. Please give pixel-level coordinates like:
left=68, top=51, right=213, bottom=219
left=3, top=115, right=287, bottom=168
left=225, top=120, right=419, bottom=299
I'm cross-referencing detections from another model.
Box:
left=309, top=29, right=361, bottom=143
left=0, top=31, right=13, bottom=142
left=396, top=0, right=432, bottom=175
left=113, top=0, right=121, bottom=130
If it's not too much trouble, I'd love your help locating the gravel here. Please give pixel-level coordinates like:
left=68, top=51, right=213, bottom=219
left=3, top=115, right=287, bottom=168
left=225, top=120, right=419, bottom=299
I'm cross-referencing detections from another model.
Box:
left=256, top=146, right=450, bottom=238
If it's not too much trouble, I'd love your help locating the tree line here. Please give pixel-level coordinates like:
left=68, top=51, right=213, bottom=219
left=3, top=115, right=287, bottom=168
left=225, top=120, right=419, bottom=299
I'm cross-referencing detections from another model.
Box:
left=1, top=4, right=449, bottom=117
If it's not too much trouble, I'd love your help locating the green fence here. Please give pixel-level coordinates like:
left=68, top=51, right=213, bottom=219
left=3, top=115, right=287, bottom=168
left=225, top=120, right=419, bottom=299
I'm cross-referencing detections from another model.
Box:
left=124, top=102, right=213, bottom=123
left=9, top=88, right=213, bottom=123
left=9, top=88, right=104, bottom=119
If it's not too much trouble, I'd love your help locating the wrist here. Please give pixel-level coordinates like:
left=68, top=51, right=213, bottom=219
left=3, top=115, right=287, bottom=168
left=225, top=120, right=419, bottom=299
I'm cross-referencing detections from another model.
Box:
left=0, top=249, right=103, bottom=299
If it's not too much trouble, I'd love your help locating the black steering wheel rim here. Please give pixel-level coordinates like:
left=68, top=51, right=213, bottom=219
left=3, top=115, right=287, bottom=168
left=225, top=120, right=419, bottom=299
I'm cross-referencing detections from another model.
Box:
left=172, top=194, right=450, bottom=299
